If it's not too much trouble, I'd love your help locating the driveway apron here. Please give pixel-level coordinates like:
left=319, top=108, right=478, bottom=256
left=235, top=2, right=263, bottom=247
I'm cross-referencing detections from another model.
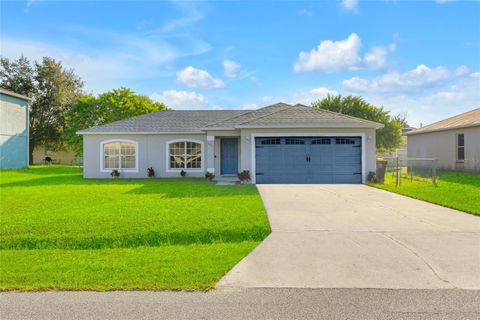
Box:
left=218, top=185, right=480, bottom=289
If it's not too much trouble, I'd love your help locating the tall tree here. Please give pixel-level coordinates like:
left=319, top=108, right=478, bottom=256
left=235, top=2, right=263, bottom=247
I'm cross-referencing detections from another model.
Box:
left=1, top=56, right=83, bottom=163
left=312, top=95, right=403, bottom=150
left=392, top=112, right=410, bottom=128
left=65, top=88, right=169, bottom=155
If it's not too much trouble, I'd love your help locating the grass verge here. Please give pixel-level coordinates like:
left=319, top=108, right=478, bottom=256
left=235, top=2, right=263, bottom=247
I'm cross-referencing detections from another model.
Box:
left=369, top=170, right=480, bottom=215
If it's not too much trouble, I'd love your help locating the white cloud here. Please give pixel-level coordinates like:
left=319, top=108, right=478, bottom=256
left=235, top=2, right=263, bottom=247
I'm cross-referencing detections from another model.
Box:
left=1, top=36, right=178, bottom=93
left=150, top=90, right=207, bottom=109
left=290, top=87, right=339, bottom=105
left=294, top=33, right=398, bottom=73
left=223, top=60, right=241, bottom=78
left=294, top=33, right=362, bottom=73
left=343, top=64, right=470, bottom=93
left=240, top=103, right=259, bottom=110
left=0, top=25, right=213, bottom=93
left=340, top=0, right=358, bottom=12
left=176, top=66, right=225, bottom=89
left=342, top=70, right=479, bottom=127
left=151, top=2, right=204, bottom=33
left=298, top=9, right=313, bottom=16
left=364, top=46, right=388, bottom=69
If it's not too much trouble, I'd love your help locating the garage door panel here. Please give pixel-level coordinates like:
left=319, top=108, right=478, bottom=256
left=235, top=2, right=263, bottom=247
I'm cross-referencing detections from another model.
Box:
left=255, top=137, right=362, bottom=184
left=335, top=173, right=362, bottom=183
left=309, top=165, right=335, bottom=173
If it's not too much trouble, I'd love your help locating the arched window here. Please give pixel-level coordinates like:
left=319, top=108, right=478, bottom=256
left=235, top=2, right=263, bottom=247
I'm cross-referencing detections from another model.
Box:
left=102, top=140, right=137, bottom=171
left=168, top=140, right=203, bottom=170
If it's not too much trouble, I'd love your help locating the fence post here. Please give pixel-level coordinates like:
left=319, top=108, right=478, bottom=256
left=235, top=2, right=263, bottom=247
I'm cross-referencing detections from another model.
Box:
left=432, top=159, right=437, bottom=185
left=396, top=157, right=399, bottom=187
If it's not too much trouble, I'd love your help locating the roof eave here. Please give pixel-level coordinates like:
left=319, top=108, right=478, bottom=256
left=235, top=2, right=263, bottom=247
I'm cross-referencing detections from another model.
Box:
left=235, top=123, right=384, bottom=129
left=0, top=89, right=32, bottom=101
left=406, top=123, right=480, bottom=136
left=77, top=131, right=204, bottom=135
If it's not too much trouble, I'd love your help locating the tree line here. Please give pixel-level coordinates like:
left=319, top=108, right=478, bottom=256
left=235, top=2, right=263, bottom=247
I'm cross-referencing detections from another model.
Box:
left=1, top=56, right=407, bottom=164
left=0, top=56, right=168, bottom=162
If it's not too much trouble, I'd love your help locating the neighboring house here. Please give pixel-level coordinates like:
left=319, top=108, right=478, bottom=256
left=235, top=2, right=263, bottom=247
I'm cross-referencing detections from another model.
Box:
left=0, top=88, right=30, bottom=169
left=402, top=126, right=416, bottom=136
left=33, top=146, right=76, bottom=165
left=406, top=108, right=480, bottom=172
left=78, top=103, right=383, bottom=184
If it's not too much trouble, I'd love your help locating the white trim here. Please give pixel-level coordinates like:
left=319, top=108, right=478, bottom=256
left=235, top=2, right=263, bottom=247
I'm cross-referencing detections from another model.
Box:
left=250, top=132, right=366, bottom=184
left=207, top=167, right=215, bottom=173
left=100, top=139, right=139, bottom=173
left=456, top=133, right=465, bottom=162
left=237, top=123, right=382, bottom=129
left=207, top=135, right=215, bottom=142
left=165, top=139, right=205, bottom=173
left=26, top=101, right=30, bottom=167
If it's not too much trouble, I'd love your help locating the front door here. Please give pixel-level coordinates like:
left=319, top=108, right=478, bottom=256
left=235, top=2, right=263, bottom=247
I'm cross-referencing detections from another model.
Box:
left=221, top=138, right=238, bottom=175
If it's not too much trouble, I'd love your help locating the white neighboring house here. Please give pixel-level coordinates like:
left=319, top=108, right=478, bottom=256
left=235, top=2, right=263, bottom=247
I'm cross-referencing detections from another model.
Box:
left=77, top=103, right=383, bottom=184
left=406, top=108, right=480, bottom=172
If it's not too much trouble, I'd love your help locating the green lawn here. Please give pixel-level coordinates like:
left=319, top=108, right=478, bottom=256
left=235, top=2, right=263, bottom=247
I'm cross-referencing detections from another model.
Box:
left=0, top=166, right=270, bottom=291
left=369, top=170, right=480, bottom=215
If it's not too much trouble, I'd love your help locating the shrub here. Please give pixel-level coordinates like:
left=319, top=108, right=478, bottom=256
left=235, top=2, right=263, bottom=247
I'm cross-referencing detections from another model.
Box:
left=180, top=170, right=186, bottom=177
left=147, top=167, right=155, bottom=178
left=205, top=171, right=215, bottom=182
left=238, top=170, right=251, bottom=183
left=367, top=171, right=378, bottom=183
left=110, top=169, right=120, bottom=177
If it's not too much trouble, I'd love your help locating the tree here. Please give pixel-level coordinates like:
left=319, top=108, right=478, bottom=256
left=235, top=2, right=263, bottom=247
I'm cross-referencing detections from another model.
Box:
left=65, top=88, right=169, bottom=155
left=1, top=56, right=83, bottom=163
left=392, top=112, right=410, bottom=128
left=312, top=95, right=403, bottom=150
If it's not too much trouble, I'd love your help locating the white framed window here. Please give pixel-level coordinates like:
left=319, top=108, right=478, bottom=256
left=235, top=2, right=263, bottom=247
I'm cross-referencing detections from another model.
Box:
left=167, top=140, right=203, bottom=171
left=101, top=140, right=138, bottom=172
left=456, top=133, right=465, bottom=162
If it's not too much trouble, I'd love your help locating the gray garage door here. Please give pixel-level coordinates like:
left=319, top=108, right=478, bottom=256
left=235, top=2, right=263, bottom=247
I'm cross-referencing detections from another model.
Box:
left=255, top=137, right=362, bottom=184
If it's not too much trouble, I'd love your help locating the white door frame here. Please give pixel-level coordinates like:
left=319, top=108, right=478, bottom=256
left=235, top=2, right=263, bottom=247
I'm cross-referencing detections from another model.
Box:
left=250, top=132, right=366, bottom=184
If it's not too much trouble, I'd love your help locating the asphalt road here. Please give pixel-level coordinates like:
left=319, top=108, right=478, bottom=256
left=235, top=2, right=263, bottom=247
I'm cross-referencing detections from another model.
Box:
left=1, top=288, right=479, bottom=320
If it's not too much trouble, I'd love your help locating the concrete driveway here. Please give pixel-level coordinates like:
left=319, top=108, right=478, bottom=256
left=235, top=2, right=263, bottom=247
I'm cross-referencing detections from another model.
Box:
left=218, top=185, right=480, bottom=289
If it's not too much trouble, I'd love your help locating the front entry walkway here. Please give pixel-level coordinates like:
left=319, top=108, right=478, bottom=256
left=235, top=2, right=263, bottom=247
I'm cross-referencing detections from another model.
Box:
left=218, top=185, right=480, bottom=289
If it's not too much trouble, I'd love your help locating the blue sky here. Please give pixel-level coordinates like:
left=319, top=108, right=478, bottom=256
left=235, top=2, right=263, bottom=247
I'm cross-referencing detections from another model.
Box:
left=1, top=0, right=479, bottom=126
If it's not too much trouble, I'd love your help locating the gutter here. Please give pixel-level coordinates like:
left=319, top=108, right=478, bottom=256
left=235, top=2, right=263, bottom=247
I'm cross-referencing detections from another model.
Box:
left=77, top=131, right=204, bottom=135
left=405, top=124, right=480, bottom=136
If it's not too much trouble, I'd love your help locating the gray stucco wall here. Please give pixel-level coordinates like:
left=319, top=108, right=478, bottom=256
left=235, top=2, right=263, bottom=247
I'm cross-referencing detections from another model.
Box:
left=83, top=134, right=207, bottom=178
left=407, top=127, right=480, bottom=171
left=0, top=94, right=29, bottom=169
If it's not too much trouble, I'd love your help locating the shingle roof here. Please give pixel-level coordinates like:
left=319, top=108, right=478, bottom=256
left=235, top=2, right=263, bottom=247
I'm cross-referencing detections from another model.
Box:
left=234, top=104, right=383, bottom=128
left=78, top=103, right=383, bottom=134
left=78, top=110, right=247, bottom=134
left=406, top=108, right=480, bottom=135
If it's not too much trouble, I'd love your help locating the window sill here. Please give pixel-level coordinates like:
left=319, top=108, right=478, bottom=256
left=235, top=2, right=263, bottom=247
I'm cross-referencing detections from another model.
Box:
left=167, top=168, right=203, bottom=172
left=100, top=169, right=138, bottom=173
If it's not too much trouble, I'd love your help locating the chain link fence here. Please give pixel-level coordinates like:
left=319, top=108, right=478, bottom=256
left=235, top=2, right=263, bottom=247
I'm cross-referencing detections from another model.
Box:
left=377, top=156, right=438, bottom=186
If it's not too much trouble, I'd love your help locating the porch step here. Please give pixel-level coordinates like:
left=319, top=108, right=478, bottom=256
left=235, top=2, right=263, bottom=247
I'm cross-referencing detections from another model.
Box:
left=213, top=176, right=240, bottom=185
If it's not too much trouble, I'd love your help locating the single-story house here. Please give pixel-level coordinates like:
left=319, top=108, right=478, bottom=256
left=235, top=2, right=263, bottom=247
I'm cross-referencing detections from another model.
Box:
left=78, top=103, right=383, bottom=184
left=0, top=88, right=30, bottom=169
left=406, top=108, right=480, bottom=172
